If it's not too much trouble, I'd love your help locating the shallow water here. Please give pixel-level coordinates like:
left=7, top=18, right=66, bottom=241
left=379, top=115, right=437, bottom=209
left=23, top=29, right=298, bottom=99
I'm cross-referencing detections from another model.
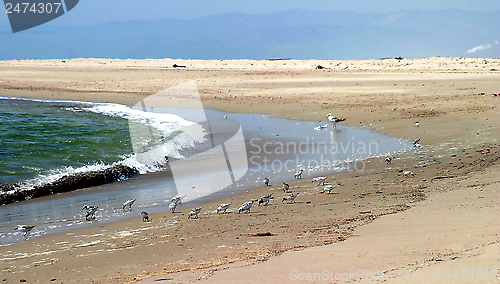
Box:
left=0, top=99, right=414, bottom=245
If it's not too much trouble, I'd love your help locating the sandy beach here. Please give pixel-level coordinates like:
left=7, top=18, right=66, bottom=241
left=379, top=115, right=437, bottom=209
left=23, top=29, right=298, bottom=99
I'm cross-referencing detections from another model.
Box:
left=0, top=57, right=499, bottom=283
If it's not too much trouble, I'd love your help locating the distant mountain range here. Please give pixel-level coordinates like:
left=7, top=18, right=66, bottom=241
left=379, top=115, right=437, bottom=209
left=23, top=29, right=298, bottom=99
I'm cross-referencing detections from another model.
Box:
left=1, top=8, right=498, bottom=60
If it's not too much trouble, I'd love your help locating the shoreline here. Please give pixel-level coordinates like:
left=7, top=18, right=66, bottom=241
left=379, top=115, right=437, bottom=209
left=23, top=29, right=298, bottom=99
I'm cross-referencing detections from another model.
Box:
left=0, top=94, right=412, bottom=245
left=0, top=58, right=499, bottom=283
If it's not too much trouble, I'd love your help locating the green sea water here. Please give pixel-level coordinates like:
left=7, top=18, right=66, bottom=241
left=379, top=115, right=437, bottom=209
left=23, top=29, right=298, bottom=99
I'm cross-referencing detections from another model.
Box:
left=0, top=97, right=133, bottom=185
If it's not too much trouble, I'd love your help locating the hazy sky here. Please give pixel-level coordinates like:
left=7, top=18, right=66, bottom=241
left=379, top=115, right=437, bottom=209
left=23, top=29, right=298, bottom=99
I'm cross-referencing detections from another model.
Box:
left=1, top=0, right=499, bottom=26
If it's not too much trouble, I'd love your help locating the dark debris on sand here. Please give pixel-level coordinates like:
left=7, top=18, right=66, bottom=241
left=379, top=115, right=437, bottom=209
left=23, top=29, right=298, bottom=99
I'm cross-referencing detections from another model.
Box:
left=0, top=165, right=137, bottom=205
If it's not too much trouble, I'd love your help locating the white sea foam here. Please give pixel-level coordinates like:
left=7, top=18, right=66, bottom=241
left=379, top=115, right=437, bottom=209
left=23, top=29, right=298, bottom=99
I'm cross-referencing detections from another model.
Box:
left=76, top=102, right=206, bottom=160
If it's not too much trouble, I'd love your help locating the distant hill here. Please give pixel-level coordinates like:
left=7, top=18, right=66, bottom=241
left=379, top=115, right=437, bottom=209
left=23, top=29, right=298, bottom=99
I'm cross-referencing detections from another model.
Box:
left=1, top=8, right=498, bottom=60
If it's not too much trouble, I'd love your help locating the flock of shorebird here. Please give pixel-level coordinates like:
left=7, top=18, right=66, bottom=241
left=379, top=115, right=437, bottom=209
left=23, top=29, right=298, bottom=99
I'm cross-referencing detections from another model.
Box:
left=15, top=148, right=422, bottom=239
left=169, top=174, right=333, bottom=220
left=14, top=171, right=338, bottom=238
left=15, top=113, right=423, bottom=239
left=156, top=134, right=423, bottom=221
left=15, top=198, right=140, bottom=238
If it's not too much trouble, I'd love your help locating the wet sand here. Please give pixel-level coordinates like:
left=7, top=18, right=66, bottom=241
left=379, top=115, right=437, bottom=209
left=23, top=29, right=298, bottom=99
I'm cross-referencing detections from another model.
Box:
left=0, top=58, right=499, bottom=283
left=148, top=165, right=500, bottom=284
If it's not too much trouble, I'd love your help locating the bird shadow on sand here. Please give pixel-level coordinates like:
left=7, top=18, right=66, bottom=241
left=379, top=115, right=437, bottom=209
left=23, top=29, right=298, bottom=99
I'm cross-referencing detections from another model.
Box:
left=237, top=210, right=261, bottom=214
left=283, top=201, right=305, bottom=204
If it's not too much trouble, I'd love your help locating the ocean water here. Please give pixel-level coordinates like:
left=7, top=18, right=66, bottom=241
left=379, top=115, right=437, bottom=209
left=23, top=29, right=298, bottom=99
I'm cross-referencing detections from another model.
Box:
left=0, top=97, right=202, bottom=187
left=0, top=97, right=415, bottom=245
left=0, top=97, right=131, bottom=185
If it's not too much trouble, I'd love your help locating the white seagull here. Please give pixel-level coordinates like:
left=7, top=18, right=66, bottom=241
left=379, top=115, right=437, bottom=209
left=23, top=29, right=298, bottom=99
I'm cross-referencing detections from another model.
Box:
left=282, top=182, right=290, bottom=192
left=282, top=192, right=299, bottom=203
left=238, top=200, right=257, bottom=214
left=123, top=199, right=136, bottom=210
left=322, top=185, right=337, bottom=194
left=258, top=194, right=273, bottom=206
left=216, top=202, right=232, bottom=214
left=85, top=205, right=99, bottom=220
left=293, top=169, right=303, bottom=179
left=327, top=113, right=346, bottom=127
left=385, top=157, right=392, bottom=164
left=16, top=225, right=34, bottom=238
left=188, top=207, right=202, bottom=219
left=141, top=211, right=151, bottom=222
left=312, top=176, right=327, bottom=185
left=263, top=177, right=270, bottom=186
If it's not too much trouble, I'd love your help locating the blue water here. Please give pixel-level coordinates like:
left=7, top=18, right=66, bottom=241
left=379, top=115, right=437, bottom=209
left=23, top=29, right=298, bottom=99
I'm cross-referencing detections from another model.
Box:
left=0, top=97, right=414, bottom=245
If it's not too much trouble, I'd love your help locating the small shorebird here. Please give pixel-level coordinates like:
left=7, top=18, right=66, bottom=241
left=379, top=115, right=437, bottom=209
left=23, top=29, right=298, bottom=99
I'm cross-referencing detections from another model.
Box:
left=141, top=211, right=151, bottom=222
left=188, top=207, right=202, bottom=219
left=282, top=192, right=299, bottom=203
left=322, top=185, right=337, bottom=194
left=385, top=157, right=392, bottom=164
left=293, top=169, right=303, bottom=179
left=258, top=194, right=273, bottom=206
left=327, top=113, right=346, bottom=127
left=238, top=200, right=257, bottom=214
left=216, top=202, right=232, bottom=214
left=85, top=205, right=99, bottom=220
left=82, top=205, right=98, bottom=211
left=263, top=177, right=270, bottom=186
left=123, top=199, right=136, bottom=210
left=312, top=176, right=327, bottom=185
left=168, top=202, right=177, bottom=213
left=413, top=138, right=422, bottom=148
left=16, top=225, right=34, bottom=238
left=282, top=182, right=290, bottom=192
left=403, top=171, right=415, bottom=177
left=170, top=195, right=186, bottom=205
